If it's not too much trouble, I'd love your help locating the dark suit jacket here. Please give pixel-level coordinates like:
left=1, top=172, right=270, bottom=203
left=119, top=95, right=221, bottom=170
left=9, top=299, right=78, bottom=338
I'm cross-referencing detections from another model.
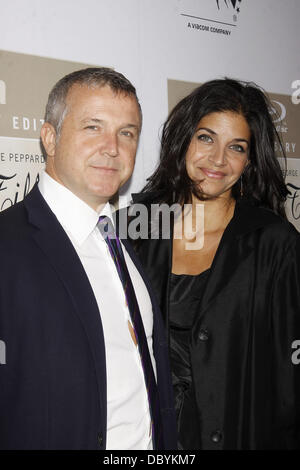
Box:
left=131, top=195, right=300, bottom=449
left=0, top=185, right=177, bottom=450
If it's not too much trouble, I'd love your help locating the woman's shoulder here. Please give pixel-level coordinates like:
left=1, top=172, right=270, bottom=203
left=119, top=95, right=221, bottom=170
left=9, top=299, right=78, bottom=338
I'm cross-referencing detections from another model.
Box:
left=235, top=198, right=300, bottom=245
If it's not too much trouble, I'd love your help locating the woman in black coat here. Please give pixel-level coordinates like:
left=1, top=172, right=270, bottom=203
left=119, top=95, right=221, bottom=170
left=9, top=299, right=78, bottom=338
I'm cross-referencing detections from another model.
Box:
left=129, top=79, right=300, bottom=449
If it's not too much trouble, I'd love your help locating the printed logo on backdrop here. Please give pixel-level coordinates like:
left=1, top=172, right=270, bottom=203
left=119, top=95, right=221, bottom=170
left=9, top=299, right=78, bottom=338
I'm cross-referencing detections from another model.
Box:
left=268, top=93, right=300, bottom=159
left=167, top=78, right=300, bottom=232
left=180, top=0, right=243, bottom=37
left=269, top=91, right=300, bottom=231
left=0, top=50, right=93, bottom=212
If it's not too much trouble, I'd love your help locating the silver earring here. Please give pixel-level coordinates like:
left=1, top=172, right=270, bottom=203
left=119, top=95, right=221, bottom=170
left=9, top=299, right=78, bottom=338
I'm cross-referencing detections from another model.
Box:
left=240, top=174, right=243, bottom=197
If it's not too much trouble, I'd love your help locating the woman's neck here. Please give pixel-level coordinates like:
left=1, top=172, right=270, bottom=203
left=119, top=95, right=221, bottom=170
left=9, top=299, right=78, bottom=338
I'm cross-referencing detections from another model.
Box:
left=191, top=193, right=236, bottom=234
left=172, top=193, right=236, bottom=275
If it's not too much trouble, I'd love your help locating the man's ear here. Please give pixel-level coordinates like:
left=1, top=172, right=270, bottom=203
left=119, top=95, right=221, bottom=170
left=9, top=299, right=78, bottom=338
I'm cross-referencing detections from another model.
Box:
left=40, top=123, right=57, bottom=158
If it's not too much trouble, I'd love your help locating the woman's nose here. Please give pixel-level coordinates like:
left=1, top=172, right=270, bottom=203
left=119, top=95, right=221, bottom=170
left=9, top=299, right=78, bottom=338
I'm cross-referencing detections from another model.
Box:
left=208, top=145, right=227, bottom=166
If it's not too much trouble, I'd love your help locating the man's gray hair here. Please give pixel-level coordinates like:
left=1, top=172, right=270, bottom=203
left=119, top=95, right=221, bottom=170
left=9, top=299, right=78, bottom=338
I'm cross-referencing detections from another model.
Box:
left=44, top=67, right=142, bottom=137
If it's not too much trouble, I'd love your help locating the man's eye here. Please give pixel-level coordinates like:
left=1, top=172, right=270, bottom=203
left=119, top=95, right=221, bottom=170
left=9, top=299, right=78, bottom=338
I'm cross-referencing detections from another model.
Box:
left=85, top=126, right=99, bottom=131
left=197, top=134, right=213, bottom=142
left=121, top=130, right=133, bottom=137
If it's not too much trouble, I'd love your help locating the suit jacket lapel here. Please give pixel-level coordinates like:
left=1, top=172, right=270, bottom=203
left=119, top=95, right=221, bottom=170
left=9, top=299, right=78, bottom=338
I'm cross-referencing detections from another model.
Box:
left=24, top=185, right=107, bottom=434
left=120, top=237, right=168, bottom=343
left=115, top=207, right=171, bottom=325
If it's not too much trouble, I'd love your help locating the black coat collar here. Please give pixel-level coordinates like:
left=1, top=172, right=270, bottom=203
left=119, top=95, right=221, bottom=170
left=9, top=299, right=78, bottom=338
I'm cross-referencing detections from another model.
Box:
left=131, top=192, right=281, bottom=240
left=129, top=193, right=283, bottom=332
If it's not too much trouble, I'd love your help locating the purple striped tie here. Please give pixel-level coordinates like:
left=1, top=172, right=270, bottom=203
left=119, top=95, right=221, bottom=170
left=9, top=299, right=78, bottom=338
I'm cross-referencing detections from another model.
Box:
left=98, top=215, right=164, bottom=449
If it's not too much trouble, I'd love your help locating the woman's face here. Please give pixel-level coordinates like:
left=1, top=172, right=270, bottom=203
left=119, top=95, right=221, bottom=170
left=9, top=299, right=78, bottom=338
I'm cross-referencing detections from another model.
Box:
left=185, top=111, right=251, bottom=199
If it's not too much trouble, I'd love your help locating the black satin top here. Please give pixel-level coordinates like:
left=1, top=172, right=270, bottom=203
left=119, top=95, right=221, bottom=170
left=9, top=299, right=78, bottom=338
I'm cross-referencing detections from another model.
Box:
left=169, top=269, right=210, bottom=450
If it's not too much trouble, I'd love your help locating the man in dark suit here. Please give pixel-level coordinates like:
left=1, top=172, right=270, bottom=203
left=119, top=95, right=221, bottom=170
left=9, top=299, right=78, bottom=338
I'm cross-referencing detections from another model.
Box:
left=0, top=68, right=176, bottom=450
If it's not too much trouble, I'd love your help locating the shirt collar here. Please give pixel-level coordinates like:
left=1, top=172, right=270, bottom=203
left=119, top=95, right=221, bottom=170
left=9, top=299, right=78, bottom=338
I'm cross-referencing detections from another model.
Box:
left=38, top=171, right=116, bottom=245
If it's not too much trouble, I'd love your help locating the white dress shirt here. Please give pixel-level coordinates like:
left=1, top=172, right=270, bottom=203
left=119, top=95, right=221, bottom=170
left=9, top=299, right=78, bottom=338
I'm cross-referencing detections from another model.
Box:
left=38, top=171, right=155, bottom=450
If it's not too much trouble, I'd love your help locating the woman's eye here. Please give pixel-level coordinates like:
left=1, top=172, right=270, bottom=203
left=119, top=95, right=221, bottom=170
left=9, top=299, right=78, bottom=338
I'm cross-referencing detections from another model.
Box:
left=85, top=126, right=99, bottom=131
left=197, top=134, right=212, bottom=143
left=230, top=144, right=246, bottom=153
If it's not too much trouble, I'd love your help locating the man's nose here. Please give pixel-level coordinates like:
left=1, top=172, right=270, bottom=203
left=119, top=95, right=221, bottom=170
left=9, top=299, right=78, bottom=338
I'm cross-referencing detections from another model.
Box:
left=101, top=131, right=119, bottom=157
left=208, top=145, right=227, bottom=167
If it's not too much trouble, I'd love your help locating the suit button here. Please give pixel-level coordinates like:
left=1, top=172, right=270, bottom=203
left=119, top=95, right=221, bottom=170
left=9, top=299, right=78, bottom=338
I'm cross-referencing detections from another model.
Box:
left=97, top=433, right=104, bottom=448
left=198, top=328, right=209, bottom=341
left=211, top=430, right=223, bottom=443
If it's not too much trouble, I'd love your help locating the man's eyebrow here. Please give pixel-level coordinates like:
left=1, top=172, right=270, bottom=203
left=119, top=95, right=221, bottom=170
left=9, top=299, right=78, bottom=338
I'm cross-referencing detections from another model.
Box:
left=81, top=118, right=140, bottom=129
left=81, top=118, right=103, bottom=124
left=122, top=123, right=140, bottom=130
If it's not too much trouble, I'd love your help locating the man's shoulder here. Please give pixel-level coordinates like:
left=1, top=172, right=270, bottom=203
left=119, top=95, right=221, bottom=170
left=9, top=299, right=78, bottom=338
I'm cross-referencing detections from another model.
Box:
left=0, top=199, right=28, bottom=230
left=0, top=191, right=38, bottom=244
left=0, top=184, right=49, bottom=235
left=0, top=209, right=31, bottom=261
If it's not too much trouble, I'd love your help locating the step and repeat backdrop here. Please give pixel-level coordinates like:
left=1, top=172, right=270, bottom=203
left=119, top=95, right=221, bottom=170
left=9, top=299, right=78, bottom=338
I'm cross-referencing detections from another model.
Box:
left=0, top=0, right=300, bottom=228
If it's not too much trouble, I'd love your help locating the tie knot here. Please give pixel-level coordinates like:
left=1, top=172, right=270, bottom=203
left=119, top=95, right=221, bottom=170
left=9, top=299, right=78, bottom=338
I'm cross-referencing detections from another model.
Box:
left=98, top=215, right=116, bottom=240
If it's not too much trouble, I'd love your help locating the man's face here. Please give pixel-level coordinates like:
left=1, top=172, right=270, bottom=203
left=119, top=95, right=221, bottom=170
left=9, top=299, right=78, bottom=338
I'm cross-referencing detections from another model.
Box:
left=41, top=84, right=141, bottom=211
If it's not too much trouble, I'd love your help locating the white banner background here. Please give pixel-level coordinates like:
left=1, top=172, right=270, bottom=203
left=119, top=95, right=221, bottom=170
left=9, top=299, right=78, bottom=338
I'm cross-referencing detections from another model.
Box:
left=0, top=0, right=299, bottom=228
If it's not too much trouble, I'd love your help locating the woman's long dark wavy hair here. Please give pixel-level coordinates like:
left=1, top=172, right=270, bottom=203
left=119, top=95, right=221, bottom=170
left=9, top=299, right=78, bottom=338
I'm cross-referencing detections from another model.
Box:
left=142, top=78, right=288, bottom=217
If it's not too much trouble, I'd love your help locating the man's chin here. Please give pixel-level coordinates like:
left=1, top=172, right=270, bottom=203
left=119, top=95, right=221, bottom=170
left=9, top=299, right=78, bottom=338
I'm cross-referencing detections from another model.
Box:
left=92, top=189, right=120, bottom=205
